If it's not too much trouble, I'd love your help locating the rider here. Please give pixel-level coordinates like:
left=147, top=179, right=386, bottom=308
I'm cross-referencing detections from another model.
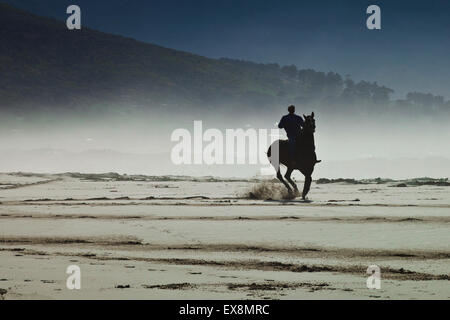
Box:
left=278, top=105, right=304, bottom=164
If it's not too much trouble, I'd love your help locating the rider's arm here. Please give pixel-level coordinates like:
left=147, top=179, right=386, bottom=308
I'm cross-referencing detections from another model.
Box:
left=278, top=116, right=285, bottom=129
left=298, top=115, right=305, bottom=128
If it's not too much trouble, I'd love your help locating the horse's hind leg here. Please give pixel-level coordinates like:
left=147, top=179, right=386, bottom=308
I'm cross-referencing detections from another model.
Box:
left=276, top=168, right=292, bottom=193
left=302, top=176, right=312, bottom=199
left=284, top=168, right=299, bottom=194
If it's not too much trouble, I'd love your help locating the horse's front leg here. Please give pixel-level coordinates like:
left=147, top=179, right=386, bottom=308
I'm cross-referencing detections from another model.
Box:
left=302, top=176, right=312, bottom=200
left=284, top=168, right=299, bottom=196
left=276, top=168, right=292, bottom=193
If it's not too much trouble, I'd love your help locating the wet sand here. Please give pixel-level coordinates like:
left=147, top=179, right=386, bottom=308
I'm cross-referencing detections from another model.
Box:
left=0, top=173, right=449, bottom=299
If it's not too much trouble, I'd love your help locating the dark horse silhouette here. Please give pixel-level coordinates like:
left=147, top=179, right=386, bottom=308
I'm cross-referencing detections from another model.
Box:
left=267, top=112, right=320, bottom=199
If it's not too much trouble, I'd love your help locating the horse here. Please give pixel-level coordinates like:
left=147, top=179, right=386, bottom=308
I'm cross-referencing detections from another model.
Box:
left=267, top=112, right=320, bottom=200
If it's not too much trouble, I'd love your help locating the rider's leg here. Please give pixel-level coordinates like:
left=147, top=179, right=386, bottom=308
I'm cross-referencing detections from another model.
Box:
left=288, top=136, right=296, bottom=162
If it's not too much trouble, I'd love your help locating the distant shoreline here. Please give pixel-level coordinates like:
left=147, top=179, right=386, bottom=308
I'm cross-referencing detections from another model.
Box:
left=0, top=172, right=449, bottom=186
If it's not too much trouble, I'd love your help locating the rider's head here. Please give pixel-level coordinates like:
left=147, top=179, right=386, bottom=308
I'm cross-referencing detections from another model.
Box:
left=288, top=105, right=295, bottom=114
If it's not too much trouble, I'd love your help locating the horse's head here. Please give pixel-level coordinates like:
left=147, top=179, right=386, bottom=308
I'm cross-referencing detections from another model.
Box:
left=302, top=112, right=316, bottom=133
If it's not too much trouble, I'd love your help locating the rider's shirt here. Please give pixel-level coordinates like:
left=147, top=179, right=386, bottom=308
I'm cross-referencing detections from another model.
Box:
left=278, top=113, right=304, bottom=138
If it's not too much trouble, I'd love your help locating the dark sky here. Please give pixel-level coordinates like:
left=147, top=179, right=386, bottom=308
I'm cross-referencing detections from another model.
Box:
left=4, top=0, right=450, bottom=98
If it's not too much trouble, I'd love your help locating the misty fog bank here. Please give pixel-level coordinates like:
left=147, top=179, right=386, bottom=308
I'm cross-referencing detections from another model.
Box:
left=0, top=149, right=448, bottom=180
left=0, top=107, right=449, bottom=179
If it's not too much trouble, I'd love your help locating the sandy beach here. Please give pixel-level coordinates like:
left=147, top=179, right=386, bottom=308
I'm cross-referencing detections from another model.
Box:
left=0, top=172, right=449, bottom=300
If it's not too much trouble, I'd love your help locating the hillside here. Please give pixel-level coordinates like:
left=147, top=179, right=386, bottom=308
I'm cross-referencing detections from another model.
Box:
left=0, top=3, right=296, bottom=109
left=1, top=3, right=449, bottom=117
